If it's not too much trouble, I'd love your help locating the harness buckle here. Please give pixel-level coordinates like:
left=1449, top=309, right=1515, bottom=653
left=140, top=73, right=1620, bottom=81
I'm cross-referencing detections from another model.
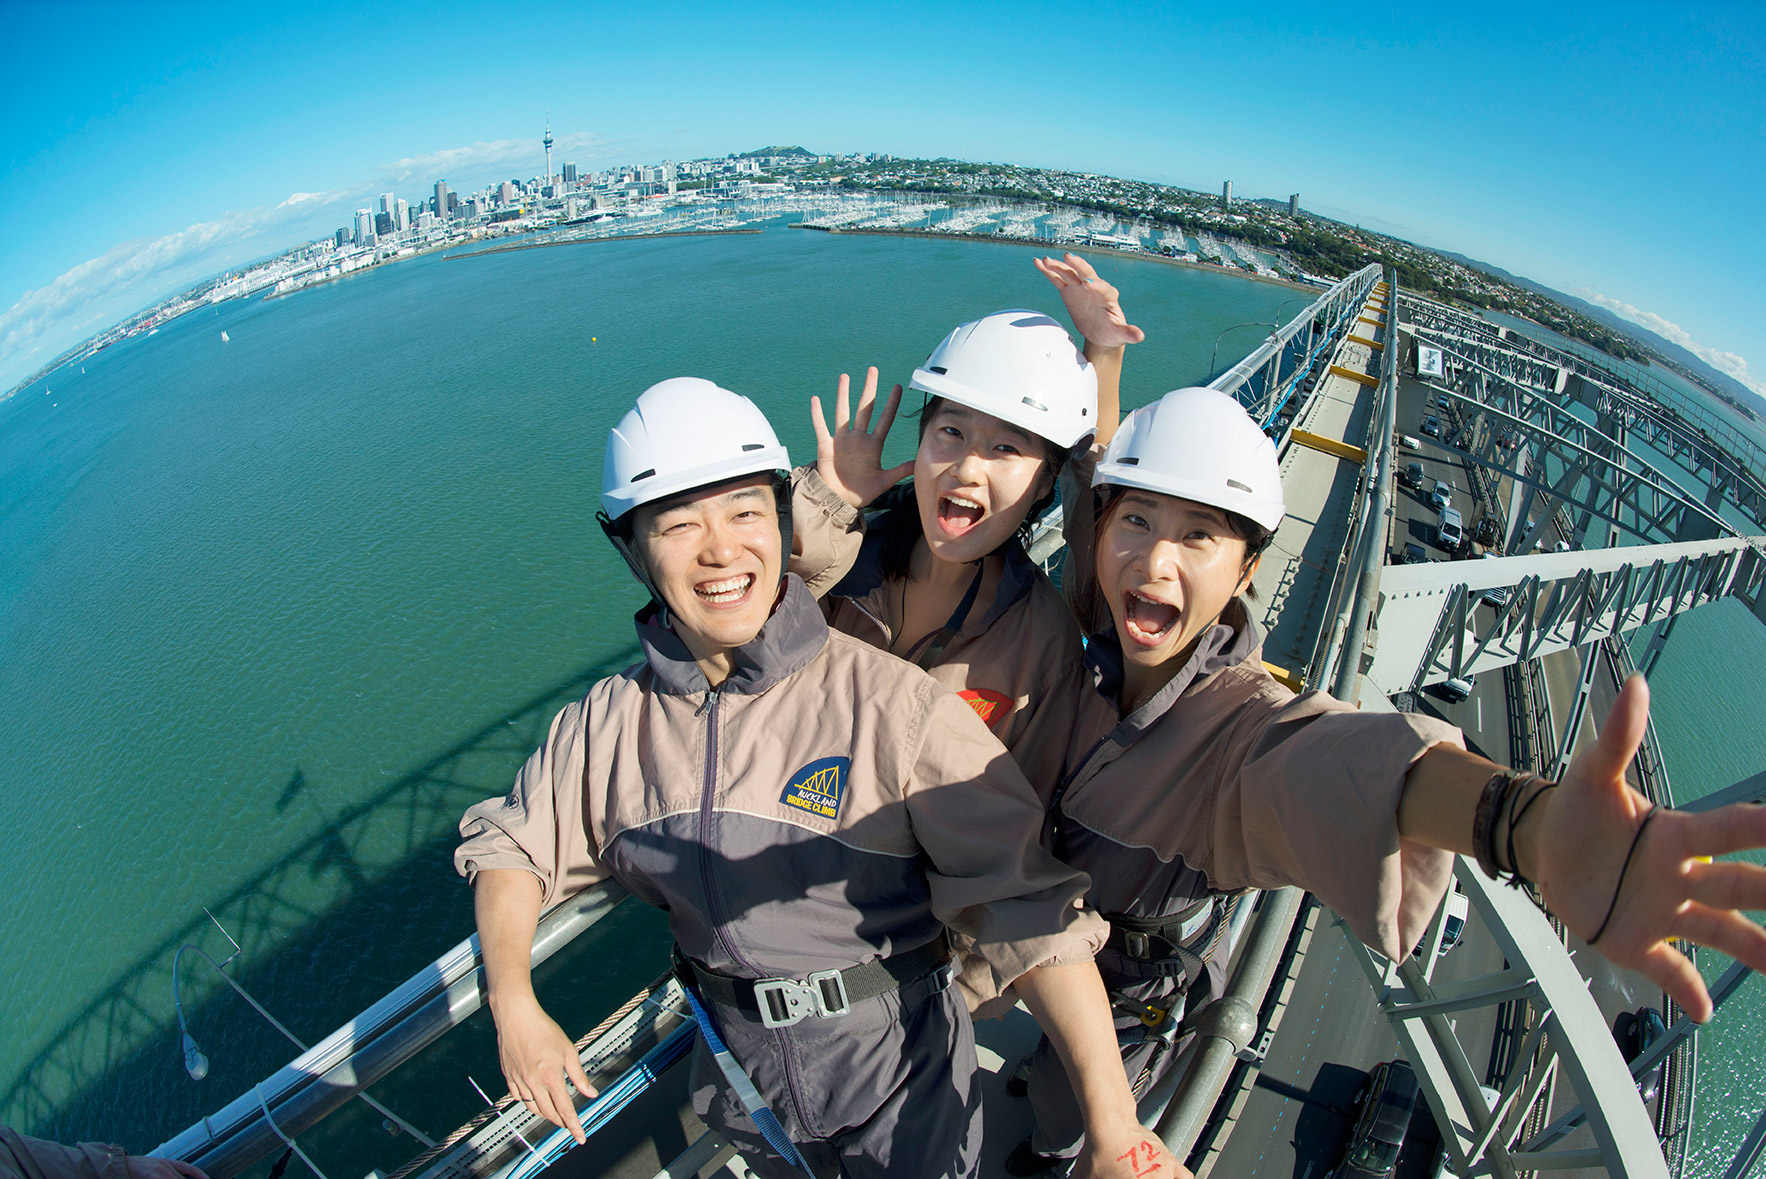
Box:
left=1124, top=930, right=1152, bottom=959
left=753, top=970, right=851, bottom=1027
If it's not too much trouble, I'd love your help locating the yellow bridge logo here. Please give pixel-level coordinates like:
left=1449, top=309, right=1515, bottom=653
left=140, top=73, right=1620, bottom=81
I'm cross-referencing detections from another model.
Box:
left=780, top=756, right=851, bottom=820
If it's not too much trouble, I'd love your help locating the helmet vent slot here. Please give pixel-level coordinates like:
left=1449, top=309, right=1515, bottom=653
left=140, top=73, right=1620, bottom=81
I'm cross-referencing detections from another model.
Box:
left=928, top=365, right=948, bottom=375
left=740, top=443, right=766, bottom=452
left=630, top=469, right=656, bottom=482
left=1227, top=479, right=1253, bottom=493
left=1020, top=397, right=1048, bottom=412
left=1117, top=457, right=1140, bottom=466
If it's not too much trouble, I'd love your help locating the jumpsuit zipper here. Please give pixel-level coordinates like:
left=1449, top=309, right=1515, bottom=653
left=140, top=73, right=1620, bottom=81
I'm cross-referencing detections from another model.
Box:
left=695, top=683, right=818, bottom=1140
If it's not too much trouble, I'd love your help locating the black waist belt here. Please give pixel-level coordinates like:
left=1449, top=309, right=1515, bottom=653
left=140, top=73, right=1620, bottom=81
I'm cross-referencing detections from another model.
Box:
left=677, top=934, right=952, bottom=1029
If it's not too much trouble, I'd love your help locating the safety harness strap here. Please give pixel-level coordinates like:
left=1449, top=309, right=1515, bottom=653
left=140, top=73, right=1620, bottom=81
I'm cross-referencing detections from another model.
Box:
left=675, top=977, right=820, bottom=1179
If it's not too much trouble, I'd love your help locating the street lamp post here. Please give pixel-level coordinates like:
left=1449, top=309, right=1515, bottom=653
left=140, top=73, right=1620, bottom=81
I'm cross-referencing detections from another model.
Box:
left=1209, top=321, right=1279, bottom=381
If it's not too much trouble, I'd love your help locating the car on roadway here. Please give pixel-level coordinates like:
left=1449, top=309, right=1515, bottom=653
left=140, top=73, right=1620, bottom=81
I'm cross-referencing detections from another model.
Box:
left=1421, top=416, right=1442, bottom=438
left=1480, top=553, right=1512, bottom=607
left=1412, top=883, right=1470, bottom=959
left=1399, top=542, right=1430, bottom=565
left=1431, top=479, right=1454, bottom=511
left=1401, top=461, right=1425, bottom=489
left=1436, top=673, right=1474, bottom=703
left=1398, top=433, right=1422, bottom=451
left=1437, top=506, right=1464, bottom=551
left=1473, top=516, right=1500, bottom=547
left=1437, top=395, right=1450, bottom=409
left=1337, top=1059, right=1421, bottom=1178
left=1615, top=1006, right=1669, bottom=1107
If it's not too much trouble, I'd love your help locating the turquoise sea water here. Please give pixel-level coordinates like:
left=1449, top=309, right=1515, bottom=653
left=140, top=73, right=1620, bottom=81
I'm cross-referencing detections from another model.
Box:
left=1, top=225, right=1760, bottom=1173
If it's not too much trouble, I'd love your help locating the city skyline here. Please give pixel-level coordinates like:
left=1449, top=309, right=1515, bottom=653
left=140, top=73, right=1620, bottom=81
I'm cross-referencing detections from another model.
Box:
left=1, top=2, right=1761, bottom=397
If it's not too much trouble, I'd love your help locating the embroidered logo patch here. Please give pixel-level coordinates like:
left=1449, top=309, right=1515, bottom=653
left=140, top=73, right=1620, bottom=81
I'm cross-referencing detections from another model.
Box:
left=957, top=688, right=1014, bottom=731
left=781, top=757, right=850, bottom=820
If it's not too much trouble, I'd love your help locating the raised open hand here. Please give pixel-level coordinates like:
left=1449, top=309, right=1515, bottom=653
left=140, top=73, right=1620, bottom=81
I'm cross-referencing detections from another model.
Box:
left=1528, top=675, right=1766, bottom=1020
left=811, top=367, right=915, bottom=509
left=1035, top=252, right=1146, bottom=348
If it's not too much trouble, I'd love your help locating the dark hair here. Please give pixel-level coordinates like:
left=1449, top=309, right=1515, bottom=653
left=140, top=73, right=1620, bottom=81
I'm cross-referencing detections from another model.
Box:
left=875, top=396, right=1072, bottom=581
left=1093, top=485, right=1273, bottom=602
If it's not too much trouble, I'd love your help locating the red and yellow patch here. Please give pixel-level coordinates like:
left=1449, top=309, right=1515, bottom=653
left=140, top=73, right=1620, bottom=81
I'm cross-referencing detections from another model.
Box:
left=957, top=688, right=1014, bottom=731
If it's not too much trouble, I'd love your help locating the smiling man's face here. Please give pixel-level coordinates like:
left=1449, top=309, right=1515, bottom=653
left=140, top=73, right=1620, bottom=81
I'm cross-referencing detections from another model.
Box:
left=634, top=473, right=782, bottom=665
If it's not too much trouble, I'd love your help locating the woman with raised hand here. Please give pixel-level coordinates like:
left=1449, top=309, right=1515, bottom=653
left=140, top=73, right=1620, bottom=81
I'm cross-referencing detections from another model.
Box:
left=1006, top=383, right=1766, bottom=1174
left=790, top=252, right=1142, bottom=795
left=457, top=377, right=1184, bottom=1179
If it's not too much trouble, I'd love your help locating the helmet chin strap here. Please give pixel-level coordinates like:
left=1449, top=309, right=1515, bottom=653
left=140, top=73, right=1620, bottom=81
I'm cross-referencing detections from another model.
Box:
left=598, top=511, right=672, bottom=626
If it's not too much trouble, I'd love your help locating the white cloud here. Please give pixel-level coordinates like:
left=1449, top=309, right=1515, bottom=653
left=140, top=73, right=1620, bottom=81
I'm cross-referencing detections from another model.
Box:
left=0, top=190, right=358, bottom=391
left=1578, top=289, right=1764, bottom=398
left=2, top=131, right=617, bottom=392
left=380, top=132, right=607, bottom=185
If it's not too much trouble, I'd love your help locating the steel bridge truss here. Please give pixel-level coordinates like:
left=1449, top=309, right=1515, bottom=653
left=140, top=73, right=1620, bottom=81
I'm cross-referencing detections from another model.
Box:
left=1366, top=536, right=1766, bottom=694
left=1342, top=767, right=1766, bottom=1179
left=1409, top=342, right=1737, bottom=549
left=1403, top=299, right=1766, bottom=534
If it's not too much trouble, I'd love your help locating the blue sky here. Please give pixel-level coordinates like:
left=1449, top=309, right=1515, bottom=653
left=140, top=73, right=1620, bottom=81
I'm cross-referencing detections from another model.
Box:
left=2, top=1, right=1762, bottom=395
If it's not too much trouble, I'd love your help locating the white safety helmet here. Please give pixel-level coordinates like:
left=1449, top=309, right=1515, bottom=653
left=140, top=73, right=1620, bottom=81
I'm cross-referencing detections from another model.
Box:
left=909, top=310, right=1098, bottom=449
left=600, top=377, right=790, bottom=521
left=1093, top=387, right=1286, bottom=532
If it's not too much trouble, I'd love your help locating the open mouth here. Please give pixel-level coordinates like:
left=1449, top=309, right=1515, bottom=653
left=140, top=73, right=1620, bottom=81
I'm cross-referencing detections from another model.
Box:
left=937, top=493, right=986, bottom=538
left=1124, top=590, right=1180, bottom=647
left=695, top=574, right=755, bottom=607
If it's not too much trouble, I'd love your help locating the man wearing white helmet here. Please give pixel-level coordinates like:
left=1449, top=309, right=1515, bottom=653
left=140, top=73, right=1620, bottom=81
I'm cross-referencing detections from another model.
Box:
left=792, top=253, right=1143, bottom=797
left=457, top=377, right=1186, bottom=1179
left=1009, top=384, right=1766, bottom=1173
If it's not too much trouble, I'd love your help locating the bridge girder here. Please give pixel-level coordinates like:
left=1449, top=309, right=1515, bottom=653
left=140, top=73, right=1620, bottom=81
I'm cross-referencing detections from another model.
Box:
left=1366, top=536, right=1766, bottom=693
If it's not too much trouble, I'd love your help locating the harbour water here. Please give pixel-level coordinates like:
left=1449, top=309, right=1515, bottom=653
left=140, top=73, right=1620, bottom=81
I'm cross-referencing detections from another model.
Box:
left=1, top=220, right=1760, bottom=1174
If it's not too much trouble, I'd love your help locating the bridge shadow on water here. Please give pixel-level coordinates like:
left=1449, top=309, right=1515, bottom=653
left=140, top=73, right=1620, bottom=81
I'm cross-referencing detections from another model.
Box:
left=3, top=645, right=676, bottom=1172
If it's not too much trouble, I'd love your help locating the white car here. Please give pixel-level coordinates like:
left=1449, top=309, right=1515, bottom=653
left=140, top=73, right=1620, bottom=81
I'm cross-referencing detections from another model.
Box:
left=1398, top=433, right=1421, bottom=451
left=1480, top=552, right=1512, bottom=607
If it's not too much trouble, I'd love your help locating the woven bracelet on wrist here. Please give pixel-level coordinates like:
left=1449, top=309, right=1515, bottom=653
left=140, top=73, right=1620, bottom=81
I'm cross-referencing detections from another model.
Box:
left=1589, top=806, right=1660, bottom=946
left=1503, top=776, right=1555, bottom=886
left=1472, top=771, right=1513, bottom=879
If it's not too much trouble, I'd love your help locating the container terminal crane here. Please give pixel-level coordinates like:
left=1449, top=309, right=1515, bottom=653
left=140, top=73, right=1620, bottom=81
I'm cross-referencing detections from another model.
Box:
left=146, top=265, right=1766, bottom=1179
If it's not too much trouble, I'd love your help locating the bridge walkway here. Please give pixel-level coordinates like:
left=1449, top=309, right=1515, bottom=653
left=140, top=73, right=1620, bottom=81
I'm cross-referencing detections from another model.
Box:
left=1252, top=282, right=1390, bottom=684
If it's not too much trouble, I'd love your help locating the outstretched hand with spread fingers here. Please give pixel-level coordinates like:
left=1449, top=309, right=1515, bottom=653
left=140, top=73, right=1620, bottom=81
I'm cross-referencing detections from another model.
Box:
left=1035, top=252, right=1146, bottom=348
left=812, top=366, right=915, bottom=510
left=1527, top=674, right=1766, bottom=1021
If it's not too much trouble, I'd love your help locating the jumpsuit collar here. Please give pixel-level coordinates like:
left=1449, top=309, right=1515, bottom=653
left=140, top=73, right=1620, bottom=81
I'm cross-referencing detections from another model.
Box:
left=1084, top=597, right=1263, bottom=741
left=635, top=574, right=829, bottom=698
left=832, top=512, right=1039, bottom=636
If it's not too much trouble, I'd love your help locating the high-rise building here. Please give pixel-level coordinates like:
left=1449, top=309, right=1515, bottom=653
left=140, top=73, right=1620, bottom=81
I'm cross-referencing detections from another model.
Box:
left=375, top=211, right=394, bottom=237
left=395, top=198, right=409, bottom=232
left=380, top=192, right=395, bottom=216
left=1288, top=193, right=1300, bottom=217
left=1222, top=180, right=1233, bottom=209
left=544, top=116, right=554, bottom=183
left=563, top=162, right=578, bottom=184
left=435, top=180, right=452, bottom=221
left=354, top=209, right=375, bottom=246
left=499, top=181, right=517, bottom=206
left=334, top=228, right=349, bottom=248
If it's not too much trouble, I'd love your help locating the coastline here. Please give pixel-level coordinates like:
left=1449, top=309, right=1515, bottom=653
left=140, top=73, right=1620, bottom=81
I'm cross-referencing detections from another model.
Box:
left=443, top=226, right=763, bottom=261
left=789, top=222, right=1318, bottom=291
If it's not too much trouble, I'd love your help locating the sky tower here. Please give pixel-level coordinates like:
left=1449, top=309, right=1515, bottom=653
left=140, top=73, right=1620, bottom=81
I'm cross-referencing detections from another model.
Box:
left=544, top=114, right=554, bottom=183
